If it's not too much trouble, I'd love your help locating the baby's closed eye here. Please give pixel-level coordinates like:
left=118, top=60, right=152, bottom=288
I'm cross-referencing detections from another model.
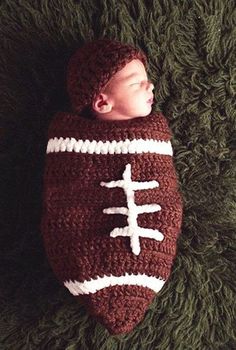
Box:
left=130, top=79, right=150, bottom=87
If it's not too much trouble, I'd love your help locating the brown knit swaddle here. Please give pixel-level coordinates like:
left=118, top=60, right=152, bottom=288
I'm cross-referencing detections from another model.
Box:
left=41, top=111, right=183, bottom=334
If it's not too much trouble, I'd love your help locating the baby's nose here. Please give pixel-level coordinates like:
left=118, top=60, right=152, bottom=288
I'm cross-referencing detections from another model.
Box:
left=147, top=81, right=154, bottom=91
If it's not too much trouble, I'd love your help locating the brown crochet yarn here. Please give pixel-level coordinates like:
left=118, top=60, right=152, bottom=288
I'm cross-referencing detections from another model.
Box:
left=67, top=39, right=147, bottom=113
left=41, top=111, right=183, bottom=334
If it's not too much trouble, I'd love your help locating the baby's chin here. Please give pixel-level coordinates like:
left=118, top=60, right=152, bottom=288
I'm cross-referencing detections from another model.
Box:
left=100, top=115, right=147, bottom=121
left=95, top=112, right=152, bottom=121
left=132, top=111, right=152, bottom=119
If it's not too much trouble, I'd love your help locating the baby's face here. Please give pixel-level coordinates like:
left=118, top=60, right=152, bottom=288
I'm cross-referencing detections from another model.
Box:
left=94, top=59, right=154, bottom=121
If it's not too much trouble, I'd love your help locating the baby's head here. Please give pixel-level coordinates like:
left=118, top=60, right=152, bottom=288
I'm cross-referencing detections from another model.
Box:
left=67, top=39, right=154, bottom=121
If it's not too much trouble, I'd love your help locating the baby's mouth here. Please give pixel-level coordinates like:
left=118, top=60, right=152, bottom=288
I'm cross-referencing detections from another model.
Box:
left=147, top=97, right=154, bottom=104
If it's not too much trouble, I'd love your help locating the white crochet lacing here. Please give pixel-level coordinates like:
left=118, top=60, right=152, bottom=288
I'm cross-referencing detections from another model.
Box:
left=46, top=137, right=173, bottom=155
left=100, top=163, right=164, bottom=255
left=64, top=273, right=166, bottom=295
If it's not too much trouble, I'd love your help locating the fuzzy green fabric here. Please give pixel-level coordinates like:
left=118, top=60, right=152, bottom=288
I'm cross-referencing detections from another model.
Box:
left=0, top=0, right=236, bottom=349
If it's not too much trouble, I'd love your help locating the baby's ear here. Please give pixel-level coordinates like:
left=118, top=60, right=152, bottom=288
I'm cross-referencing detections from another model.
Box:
left=93, top=94, right=112, bottom=113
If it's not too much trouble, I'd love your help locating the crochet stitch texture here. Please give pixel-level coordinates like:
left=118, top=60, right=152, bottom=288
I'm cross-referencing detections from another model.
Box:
left=41, top=112, right=183, bottom=334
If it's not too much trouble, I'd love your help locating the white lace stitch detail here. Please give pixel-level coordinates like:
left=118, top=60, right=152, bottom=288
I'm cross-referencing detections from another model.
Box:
left=101, top=164, right=164, bottom=255
left=64, top=273, right=166, bottom=295
left=46, top=137, right=173, bottom=156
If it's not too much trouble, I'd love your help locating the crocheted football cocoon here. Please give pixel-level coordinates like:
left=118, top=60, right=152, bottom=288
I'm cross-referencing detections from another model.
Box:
left=41, top=112, right=183, bottom=334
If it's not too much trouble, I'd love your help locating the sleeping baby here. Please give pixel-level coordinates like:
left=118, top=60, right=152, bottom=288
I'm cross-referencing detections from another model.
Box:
left=41, top=39, right=183, bottom=335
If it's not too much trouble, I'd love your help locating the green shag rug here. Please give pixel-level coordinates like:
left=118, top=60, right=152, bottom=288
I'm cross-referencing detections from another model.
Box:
left=0, top=0, right=236, bottom=349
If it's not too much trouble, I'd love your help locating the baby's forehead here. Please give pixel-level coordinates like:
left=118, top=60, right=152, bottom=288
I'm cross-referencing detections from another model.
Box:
left=111, top=59, right=147, bottom=82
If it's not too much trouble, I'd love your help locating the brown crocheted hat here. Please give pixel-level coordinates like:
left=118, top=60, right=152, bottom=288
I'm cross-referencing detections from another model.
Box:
left=67, top=39, right=147, bottom=113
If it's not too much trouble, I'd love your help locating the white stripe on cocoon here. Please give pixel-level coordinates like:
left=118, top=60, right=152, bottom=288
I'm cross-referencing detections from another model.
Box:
left=46, top=137, right=173, bottom=156
left=64, top=273, right=166, bottom=295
